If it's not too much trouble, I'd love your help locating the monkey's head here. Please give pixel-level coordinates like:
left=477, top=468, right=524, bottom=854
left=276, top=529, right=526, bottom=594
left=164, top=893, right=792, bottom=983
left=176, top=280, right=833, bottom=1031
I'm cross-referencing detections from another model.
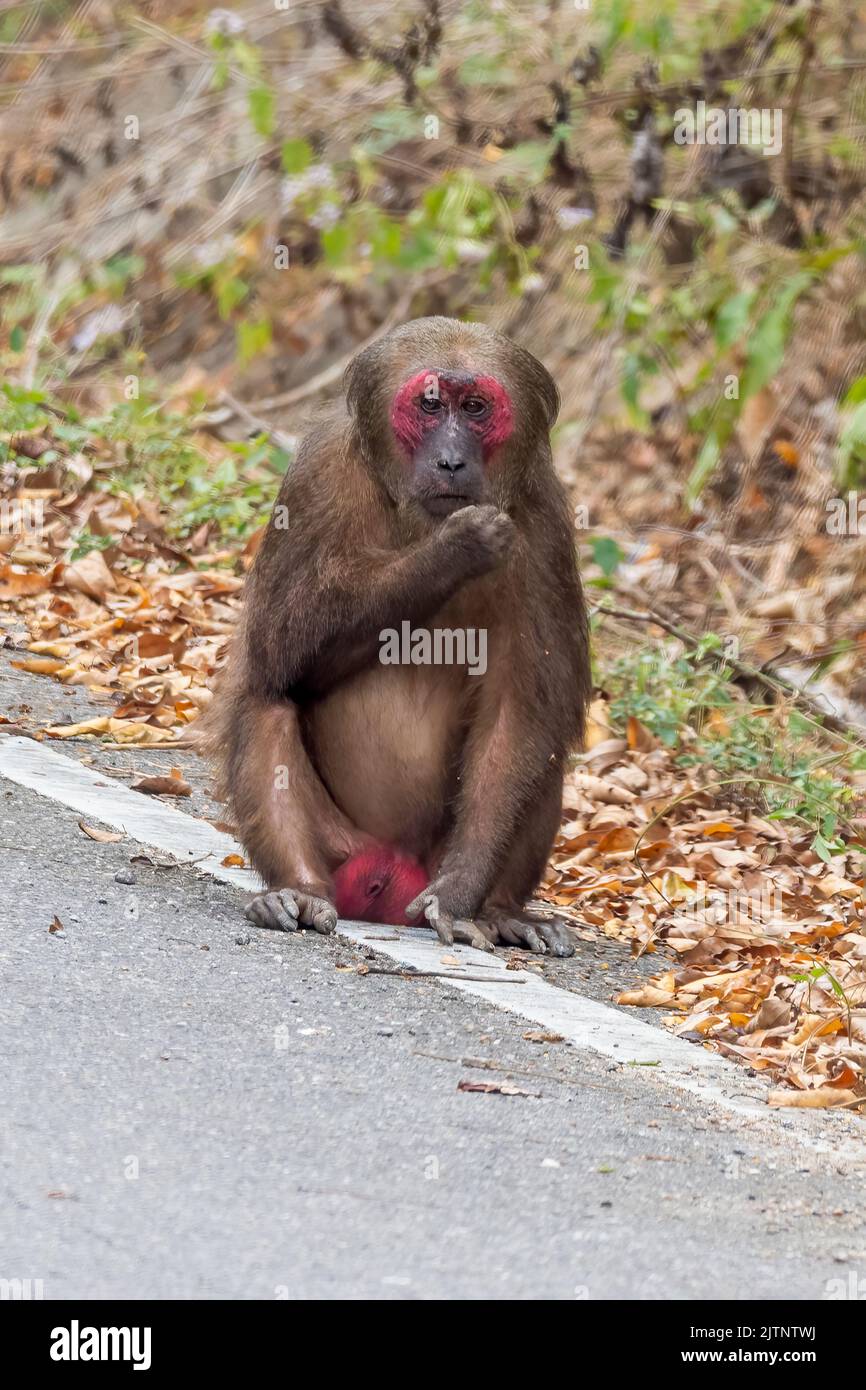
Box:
left=344, top=317, right=559, bottom=520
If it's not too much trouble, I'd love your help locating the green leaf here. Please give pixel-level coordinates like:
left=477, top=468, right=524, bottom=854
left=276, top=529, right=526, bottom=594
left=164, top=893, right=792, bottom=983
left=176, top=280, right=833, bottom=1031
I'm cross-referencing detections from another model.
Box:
left=685, top=431, right=721, bottom=509
left=694, top=632, right=723, bottom=658
left=713, top=291, right=753, bottom=350
left=458, top=53, right=510, bottom=86
left=248, top=85, right=275, bottom=137
left=811, top=831, right=836, bottom=864
left=357, top=109, right=418, bottom=156
left=369, top=216, right=402, bottom=263
left=842, top=375, right=866, bottom=407
left=9, top=325, right=24, bottom=352
left=494, top=141, right=556, bottom=187
left=321, top=221, right=350, bottom=265
left=741, top=273, right=814, bottom=400
left=216, top=275, right=249, bottom=319
left=281, top=138, right=313, bottom=175
left=837, top=399, right=866, bottom=485
left=236, top=316, right=272, bottom=364
left=590, top=535, right=624, bottom=577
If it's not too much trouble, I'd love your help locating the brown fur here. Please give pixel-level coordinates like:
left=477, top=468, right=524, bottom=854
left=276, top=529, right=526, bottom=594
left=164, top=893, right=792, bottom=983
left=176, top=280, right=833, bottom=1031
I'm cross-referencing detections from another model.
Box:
left=204, top=317, right=589, bottom=940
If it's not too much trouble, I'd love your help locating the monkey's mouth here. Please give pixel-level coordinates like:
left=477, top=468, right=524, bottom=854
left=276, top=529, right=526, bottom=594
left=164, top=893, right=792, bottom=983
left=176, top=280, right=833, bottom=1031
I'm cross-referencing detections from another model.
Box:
left=423, top=493, right=471, bottom=517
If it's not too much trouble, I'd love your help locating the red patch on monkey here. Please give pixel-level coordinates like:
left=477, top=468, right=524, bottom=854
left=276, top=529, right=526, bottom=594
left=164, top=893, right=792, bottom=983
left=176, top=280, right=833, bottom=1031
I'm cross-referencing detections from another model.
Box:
left=389, top=370, right=439, bottom=453
left=390, top=370, right=514, bottom=459
left=472, top=375, right=514, bottom=454
left=333, top=845, right=428, bottom=925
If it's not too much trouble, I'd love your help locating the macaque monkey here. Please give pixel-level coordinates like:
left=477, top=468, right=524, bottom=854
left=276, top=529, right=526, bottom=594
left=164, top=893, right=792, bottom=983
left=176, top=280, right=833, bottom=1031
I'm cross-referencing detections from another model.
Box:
left=206, top=317, right=589, bottom=954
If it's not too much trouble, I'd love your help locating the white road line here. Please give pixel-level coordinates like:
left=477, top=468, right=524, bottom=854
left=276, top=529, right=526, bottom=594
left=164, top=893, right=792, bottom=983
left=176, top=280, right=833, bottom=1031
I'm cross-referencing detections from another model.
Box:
left=0, top=733, right=860, bottom=1153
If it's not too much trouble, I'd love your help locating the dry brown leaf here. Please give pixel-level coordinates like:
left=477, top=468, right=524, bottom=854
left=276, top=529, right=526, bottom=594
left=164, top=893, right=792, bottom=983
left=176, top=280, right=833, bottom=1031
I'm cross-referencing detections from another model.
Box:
left=0, top=564, right=52, bottom=598
left=617, top=986, right=679, bottom=1008
left=584, top=697, right=613, bottom=749
left=78, top=821, right=124, bottom=843
left=767, top=1087, right=858, bottom=1109
left=626, top=715, right=656, bottom=751
left=132, top=775, right=192, bottom=797
left=44, top=717, right=110, bottom=738
left=457, top=1079, right=539, bottom=1097
left=10, top=657, right=67, bottom=675
left=63, top=549, right=116, bottom=600
left=572, top=773, right=635, bottom=805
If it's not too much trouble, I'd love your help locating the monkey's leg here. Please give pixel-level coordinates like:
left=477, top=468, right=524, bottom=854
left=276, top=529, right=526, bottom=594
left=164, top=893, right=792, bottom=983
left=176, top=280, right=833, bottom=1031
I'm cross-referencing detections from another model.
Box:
left=479, top=768, right=575, bottom=958
left=407, top=690, right=549, bottom=937
left=231, top=700, right=362, bottom=935
left=411, top=757, right=574, bottom=956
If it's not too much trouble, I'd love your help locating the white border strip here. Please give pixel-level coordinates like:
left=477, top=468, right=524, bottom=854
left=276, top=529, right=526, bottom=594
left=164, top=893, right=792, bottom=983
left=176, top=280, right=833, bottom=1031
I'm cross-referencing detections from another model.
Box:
left=0, top=734, right=859, bottom=1151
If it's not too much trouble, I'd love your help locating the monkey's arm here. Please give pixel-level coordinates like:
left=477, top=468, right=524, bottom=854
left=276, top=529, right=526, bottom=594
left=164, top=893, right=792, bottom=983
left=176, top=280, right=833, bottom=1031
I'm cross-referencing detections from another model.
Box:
left=247, top=500, right=511, bottom=699
left=410, top=516, right=589, bottom=924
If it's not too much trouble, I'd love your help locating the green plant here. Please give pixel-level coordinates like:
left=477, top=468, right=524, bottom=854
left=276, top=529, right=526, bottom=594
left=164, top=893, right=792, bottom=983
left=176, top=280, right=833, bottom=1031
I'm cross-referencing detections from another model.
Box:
left=600, top=637, right=866, bottom=856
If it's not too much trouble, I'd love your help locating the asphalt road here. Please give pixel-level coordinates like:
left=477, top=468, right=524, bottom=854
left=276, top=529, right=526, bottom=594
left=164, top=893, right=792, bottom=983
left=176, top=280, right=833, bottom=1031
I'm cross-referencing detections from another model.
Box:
left=1, top=654, right=865, bottom=1300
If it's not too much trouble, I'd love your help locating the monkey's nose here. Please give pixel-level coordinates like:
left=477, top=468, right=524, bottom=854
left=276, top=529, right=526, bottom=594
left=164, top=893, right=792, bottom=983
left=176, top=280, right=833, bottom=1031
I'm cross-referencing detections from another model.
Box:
left=436, top=456, right=465, bottom=474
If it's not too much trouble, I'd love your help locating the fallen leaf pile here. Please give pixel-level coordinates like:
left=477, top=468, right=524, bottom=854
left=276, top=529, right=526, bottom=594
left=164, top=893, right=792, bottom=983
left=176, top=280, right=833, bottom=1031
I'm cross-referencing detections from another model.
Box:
left=0, top=451, right=255, bottom=742
left=543, top=705, right=866, bottom=1106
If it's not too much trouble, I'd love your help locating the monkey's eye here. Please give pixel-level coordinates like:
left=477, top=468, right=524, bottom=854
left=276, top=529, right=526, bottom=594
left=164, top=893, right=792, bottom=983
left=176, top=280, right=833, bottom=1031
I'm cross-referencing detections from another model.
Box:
left=461, top=397, right=489, bottom=418
left=419, top=397, right=444, bottom=414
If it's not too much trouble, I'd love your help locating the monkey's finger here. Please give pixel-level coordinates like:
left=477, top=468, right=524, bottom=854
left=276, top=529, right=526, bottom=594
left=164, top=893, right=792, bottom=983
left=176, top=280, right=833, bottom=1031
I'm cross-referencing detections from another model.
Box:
left=405, top=888, right=430, bottom=921
left=537, top=917, right=574, bottom=958
left=419, top=894, right=455, bottom=946
left=501, top=918, right=546, bottom=954
left=452, top=919, right=496, bottom=952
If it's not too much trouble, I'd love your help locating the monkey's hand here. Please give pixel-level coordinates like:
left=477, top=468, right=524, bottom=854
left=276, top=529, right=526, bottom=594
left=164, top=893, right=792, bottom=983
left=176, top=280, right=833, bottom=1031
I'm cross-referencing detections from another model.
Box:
left=404, top=886, right=495, bottom=953
left=246, top=888, right=338, bottom=935
left=440, top=504, right=515, bottom=579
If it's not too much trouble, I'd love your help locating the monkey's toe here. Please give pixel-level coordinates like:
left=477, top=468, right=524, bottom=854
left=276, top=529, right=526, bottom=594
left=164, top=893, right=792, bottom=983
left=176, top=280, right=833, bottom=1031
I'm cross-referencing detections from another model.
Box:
left=246, top=890, right=300, bottom=932
left=536, top=916, right=575, bottom=957
left=294, top=891, right=338, bottom=935
left=482, top=911, right=575, bottom=957
left=451, top=918, right=496, bottom=952
left=407, top=891, right=494, bottom=952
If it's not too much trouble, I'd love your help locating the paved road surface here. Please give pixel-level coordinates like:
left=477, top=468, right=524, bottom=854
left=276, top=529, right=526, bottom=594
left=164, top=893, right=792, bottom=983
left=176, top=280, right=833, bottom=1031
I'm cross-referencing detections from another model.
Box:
left=1, top=656, right=864, bottom=1300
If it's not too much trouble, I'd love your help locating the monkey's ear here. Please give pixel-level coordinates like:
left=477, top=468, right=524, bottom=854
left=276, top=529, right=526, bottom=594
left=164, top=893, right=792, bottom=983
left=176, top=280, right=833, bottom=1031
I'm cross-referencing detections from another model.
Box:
left=514, top=345, right=560, bottom=429
left=343, top=339, right=382, bottom=419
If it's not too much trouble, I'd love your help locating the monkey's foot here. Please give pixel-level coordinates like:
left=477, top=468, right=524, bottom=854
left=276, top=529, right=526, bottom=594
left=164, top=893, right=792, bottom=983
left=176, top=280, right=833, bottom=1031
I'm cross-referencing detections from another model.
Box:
left=246, top=888, right=338, bottom=935
left=480, top=908, right=575, bottom=957
left=404, top=890, right=495, bottom=952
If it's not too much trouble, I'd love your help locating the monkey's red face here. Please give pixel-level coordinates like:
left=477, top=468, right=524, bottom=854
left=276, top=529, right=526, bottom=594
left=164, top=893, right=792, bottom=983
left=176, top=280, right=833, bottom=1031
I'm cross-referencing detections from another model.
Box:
left=390, top=370, right=514, bottom=517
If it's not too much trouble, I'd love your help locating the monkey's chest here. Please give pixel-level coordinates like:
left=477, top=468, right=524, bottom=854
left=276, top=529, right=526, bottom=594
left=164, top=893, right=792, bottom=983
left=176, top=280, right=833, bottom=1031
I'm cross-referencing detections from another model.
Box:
left=303, top=663, right=471, bottom=854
